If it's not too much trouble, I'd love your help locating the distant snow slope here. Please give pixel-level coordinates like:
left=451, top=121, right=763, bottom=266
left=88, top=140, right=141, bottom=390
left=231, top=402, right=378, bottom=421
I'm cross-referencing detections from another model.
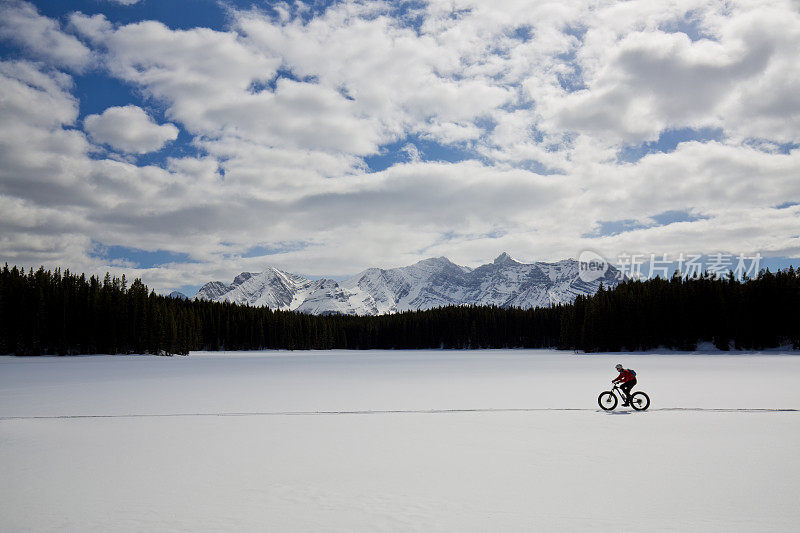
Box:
left=195, top=253, right=622, bottom=314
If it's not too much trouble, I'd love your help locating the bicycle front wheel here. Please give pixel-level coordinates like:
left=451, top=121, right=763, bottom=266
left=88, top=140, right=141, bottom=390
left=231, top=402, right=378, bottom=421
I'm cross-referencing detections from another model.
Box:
left=630, top=391, right=650, bottom=411
left=598, top=391, right=617, bottom=411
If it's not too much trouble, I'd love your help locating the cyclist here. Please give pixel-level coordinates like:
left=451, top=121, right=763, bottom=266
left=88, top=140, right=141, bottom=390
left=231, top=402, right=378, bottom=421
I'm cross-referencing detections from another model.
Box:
left=612, top=363, right=637, bottom=406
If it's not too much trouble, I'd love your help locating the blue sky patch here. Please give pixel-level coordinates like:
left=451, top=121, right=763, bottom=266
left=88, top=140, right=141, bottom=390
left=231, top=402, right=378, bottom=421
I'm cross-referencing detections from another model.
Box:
left=36, top=0, right=240, bottom=32
left=582, top=219, right=647, bottom=238
left=556, top=66, right=586, bottom=92
left=510, top=25, right=533, bottom=42
left=74, top=73, right=145, bottom=121
left=660, top=12, right=716, bottom=42
left=258, top=67, right=318, bottom=93
left=555, top=50, right=587, bottom=93
left=386, top=0, right=427, bottom=35
left=240, top=242, right=309, bottom=258
left=744, top=138, right=800, bottom=154
left=90, top=244, right=195, bottom=268
left=618, top=127, right=723, bottom=163
left=135, top=126, right=203, bottom=167
left=71, top=72, right=203, bottom=164
left=364, top=134, right=477, bottom=172
left=584, top=210, right=708, bottom=237
left=517, top=159, right=564, bottom=175
left=650, top=210, right=708, bottom=225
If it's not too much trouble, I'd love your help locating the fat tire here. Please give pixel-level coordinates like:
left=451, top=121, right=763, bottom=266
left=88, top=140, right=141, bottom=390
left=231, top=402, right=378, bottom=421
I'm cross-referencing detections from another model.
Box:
left=598, top=391, right=617, bottom=411
left=630, top=391, right=650, bottom=411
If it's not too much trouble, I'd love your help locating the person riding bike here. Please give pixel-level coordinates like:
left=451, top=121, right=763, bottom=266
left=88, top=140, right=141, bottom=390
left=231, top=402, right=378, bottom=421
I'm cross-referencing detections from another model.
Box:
left=612, top=363, right=637, bottom=406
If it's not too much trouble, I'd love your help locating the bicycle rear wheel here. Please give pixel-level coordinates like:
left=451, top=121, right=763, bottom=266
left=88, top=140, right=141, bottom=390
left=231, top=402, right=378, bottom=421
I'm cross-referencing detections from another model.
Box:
left=630, top=391, right=650, bottom=411
left=598, top=391, right=617, bottom=411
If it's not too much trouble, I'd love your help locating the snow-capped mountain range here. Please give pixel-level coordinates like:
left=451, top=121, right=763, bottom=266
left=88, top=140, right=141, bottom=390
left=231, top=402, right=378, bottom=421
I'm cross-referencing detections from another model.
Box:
left=194, top=253, right=622, bottom=315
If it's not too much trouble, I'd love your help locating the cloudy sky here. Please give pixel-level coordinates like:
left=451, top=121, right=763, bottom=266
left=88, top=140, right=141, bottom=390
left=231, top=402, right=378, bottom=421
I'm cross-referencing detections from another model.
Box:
left=1, top=0, right=799, bottom=293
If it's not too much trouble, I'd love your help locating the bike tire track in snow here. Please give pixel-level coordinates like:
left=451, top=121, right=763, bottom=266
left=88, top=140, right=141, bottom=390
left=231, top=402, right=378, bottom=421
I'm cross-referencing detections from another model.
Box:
left=1, top=407, right=797, bottom=420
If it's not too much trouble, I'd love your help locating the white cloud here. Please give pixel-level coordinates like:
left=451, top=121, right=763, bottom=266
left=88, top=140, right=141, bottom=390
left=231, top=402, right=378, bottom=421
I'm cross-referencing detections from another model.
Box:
left=67, top=13, right=113, bottom=42
left=0, top=1, right=92, bottom=70
left=2, top=1, right=800, bottom=291
left=84, top=105, right=179, bottom=154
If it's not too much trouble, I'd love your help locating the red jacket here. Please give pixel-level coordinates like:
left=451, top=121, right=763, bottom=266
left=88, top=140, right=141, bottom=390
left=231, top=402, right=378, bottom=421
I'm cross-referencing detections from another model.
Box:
left=614, top=369, right=636, bottom=384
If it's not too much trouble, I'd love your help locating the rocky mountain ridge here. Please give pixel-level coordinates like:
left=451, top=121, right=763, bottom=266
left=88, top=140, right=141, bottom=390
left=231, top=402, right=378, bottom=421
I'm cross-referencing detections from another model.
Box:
left=195, top=253, right=622, bottom=315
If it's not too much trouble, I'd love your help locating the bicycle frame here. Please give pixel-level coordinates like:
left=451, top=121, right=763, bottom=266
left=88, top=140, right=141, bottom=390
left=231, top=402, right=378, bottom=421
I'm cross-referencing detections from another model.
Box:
left=611, top=384, right=630, bottom=403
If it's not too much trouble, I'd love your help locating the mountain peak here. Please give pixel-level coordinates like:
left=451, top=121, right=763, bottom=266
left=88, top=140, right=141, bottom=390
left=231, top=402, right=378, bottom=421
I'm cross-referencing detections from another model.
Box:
left=493, top=252, right=518, bottom=265
left=415, top=256, right=452, bottom=266
left=232, top=272, right=255, bottom=286
left=196, top=253, right=622, bottom=313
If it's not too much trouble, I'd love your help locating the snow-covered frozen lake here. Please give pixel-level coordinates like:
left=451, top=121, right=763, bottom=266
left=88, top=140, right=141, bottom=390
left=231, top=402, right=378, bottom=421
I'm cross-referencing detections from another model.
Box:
left=1, top=350, right=798, bottom=532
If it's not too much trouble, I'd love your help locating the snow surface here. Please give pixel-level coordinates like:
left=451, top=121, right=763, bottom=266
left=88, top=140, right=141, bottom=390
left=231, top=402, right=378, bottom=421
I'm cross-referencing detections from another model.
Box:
left=1, top=350, right=798, bottom=532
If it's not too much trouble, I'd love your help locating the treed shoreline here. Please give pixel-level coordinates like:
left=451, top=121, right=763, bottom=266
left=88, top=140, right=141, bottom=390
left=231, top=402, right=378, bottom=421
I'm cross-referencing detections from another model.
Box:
left=1, top=264, right=798, bottom=356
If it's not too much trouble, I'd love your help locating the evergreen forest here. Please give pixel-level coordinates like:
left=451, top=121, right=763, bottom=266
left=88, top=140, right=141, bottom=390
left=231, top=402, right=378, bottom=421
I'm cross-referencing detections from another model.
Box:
left=1, top=264, right=798, bottom=356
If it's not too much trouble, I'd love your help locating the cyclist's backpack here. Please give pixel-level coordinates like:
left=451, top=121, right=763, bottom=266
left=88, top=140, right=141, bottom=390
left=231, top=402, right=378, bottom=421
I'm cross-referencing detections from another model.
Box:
left=628, top=368, right=637, bottom=377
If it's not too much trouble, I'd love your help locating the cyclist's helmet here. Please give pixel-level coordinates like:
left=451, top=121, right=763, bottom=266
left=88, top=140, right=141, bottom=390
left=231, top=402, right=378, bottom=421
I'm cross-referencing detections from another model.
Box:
left=615, top=363, right=623, bottom=371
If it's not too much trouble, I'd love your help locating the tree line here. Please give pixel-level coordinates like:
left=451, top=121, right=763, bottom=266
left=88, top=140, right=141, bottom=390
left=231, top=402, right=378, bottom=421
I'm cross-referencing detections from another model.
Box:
left=0, top=263, right=797, bottom=355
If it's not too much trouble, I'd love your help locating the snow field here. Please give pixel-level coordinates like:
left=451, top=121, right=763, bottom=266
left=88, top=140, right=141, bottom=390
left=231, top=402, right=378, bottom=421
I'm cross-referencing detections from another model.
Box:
left=1, top=350, right=798, bottom=532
